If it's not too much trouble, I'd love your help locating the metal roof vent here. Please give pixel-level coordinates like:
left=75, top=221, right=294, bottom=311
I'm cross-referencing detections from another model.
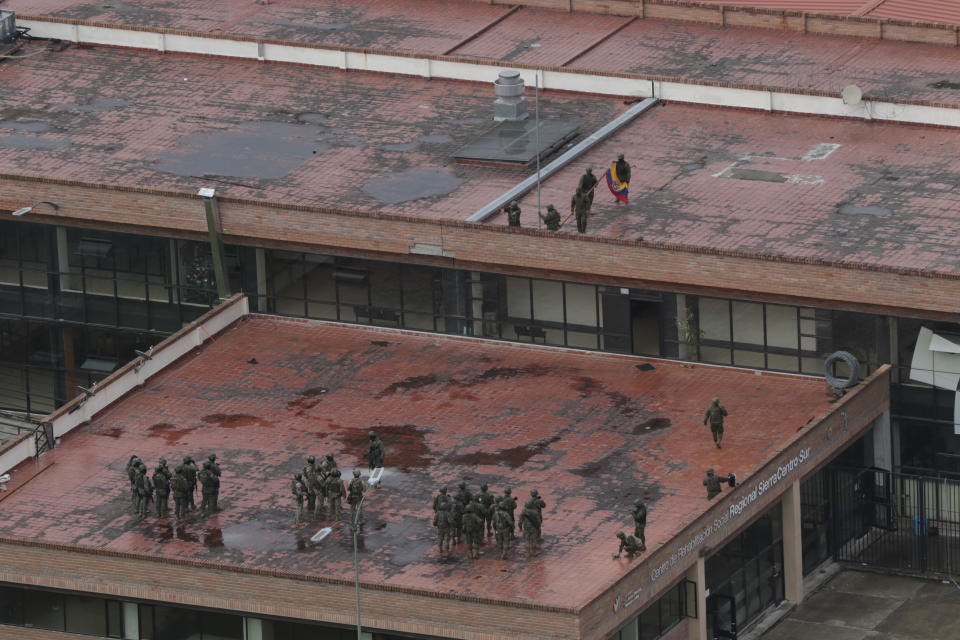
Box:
left=0, top=11, right=15, bottom=44
left=493, top=70, right=528, bottom=122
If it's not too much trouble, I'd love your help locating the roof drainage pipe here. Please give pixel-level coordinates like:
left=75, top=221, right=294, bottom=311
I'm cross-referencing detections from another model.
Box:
left=467, top=97, right=658, bottom=223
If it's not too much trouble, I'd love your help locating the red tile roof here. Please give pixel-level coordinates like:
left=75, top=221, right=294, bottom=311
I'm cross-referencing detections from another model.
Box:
left=867, top=0, right=960, bottom=24
left=0, top=316, right=831, bottom=608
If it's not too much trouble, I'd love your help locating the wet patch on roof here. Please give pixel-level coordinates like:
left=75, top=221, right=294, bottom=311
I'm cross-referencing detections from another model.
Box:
left=52, top=98, right=132, bottom=113
left=729, top=168, right=787, bottom=183
left=154, top=121, right=327, bottom=179
left=0, top=121, right=51, bottom=133
left=362, top=168, right=464, bottom=205
left=0, top=134, right=70, bottom=150
left=838, top=204, right=892, bottom=217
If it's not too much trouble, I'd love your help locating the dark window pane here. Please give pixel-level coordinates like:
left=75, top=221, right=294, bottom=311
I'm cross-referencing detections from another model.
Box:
left=65, top=594, right=107, bottom=636
left=140, top=604, right=155, bottom=640
left=0, top=584, right=24, bottom=625
left=107, top=600, right=122, bottom=638
left=202, top=611, right=242, bottom=640
left=23, top=589, right=65, bottom=631
left=154, top=605, right=200, bottom=640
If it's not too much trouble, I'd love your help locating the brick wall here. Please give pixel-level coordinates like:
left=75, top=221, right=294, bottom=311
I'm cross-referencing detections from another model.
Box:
left=3, top=176, right=959, bottom=320
left=472, top=0, right=960, bottom=47
left=0, top=539, right=580, bottom=639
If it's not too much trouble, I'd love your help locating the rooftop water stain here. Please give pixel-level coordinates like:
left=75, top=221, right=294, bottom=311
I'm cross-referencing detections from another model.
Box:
left=203, top=528, right=224, bottom=548
left=155, top=121, right=327, bottom=179
left=377, top=374, right=438, bottom=397
left=52, top=98, right=131, bottom=113
left=450, top=435, right=561, bottom=468
left=337, top=424, right=434, bottom=470
left=201, top=413, right=271, bottom=428
left=146, top=422, right=195, bottom=445
left=0, top=135, right=70, bottom=150
left=0, top=121, right=50, bottom=132
left=362, top=168, right=464, bottom=205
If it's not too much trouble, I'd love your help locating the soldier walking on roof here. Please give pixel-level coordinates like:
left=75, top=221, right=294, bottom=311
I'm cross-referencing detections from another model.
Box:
left=126, top=455, right=141, bottom=512
left=476, top=484, right=495, bottom=536
left=199, top=460, right=218, bottom=515
left=519, top=498, right=542, bottom=556
left=455, top=482, right=473, bottom=508
left=501, top=487, right=518, bottom=538
left=703, top=397, right=728, bottom=448
left=492, top=500, right=513, bottom=559
left=153, top=464, right=170, bottom=518
left=433, top=501, right=453, bottom=558
left=571, top=188, right=591, bottom=234
left=462, top=503, right=483, bottom=560
left=433, top=487, right=451, bottom=514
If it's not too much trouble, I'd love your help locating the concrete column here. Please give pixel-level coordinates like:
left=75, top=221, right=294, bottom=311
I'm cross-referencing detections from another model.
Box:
left=872, top=410, right=892, bottom=472
left=255, top=247, right=268, bottom=312
left=687, top=556, right=707, bottom=640
left=55, top=226, right=71, bottom=290
left=782, top=480, right=804, bottom=603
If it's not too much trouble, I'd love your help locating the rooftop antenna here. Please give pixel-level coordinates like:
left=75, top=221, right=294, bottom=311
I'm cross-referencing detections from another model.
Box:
left=841, top=84, right=863, bottom=106
left=535, top=68, right=542, bottom=229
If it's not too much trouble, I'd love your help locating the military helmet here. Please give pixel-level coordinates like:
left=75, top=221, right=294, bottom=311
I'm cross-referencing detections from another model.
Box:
left=707, top=468, right=715, bottom=474
left=504, top=487, right=512, bottom=495
left=368, top=431, right=377, bottom=439
left=208, top=453, right=217, bottom=461
left=458, top=482, right=467, bottom=490
left=616, top=531, right=626, bottom=539
left=617, top=153, right=625, bottom=161
left=294, top=472, right=302, bottom=480
left=174, top=465, right=183, bottom=473
left=712, top=397, right=720, bottom=404
left=586, top=167, right=593, bottom=173
left=531, top=489, right=539, bottom=497
left=440, top=486, right=448, bottom=494
left=481, top=483, right=488, bottom=491
left=353, top=469, right=361, bottom=477
left=325, top=453, right=334, bottom=460
left=307, top=455, right=315, bottom=463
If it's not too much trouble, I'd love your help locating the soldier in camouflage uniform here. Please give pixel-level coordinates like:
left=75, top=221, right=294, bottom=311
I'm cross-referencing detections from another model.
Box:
left=492, top=500, right=513, bottom=559
left=615, top=531, right=643, bottom=558
left=462, top=502, right=484, bottom=560
left=433, top=501, right=453, bottom=558
left=182, top=456, right=198, bottom=511
left=199, top=460, right=218, bottom=515
left=519, top=498, right=542, bottom=556
left=207, top=453, right=221, bottom=478
left=703, top=397, right=728, bottom=449
left=539, top=205, right=561, bottom=231
left=501, top=487, right=518, bottom=538
left=126, top=455, right=141, bottom=512
left=450, top=498, right=464, bottom=545
left=476, top=484, right=495, bottom=536
left=134, top=463, right=153, bottom=517
left=326, top=469, right=345, bottom=520
left=455, top=482, right=473, bottom=509
left=704, top=468, right=722, bottom=500
left=632, top=499, right=647, bottom=550
left=291, top=472, right=307, bottom=524
left=433, top=487, right=450, bottom=514
left=504, top=201, right=521, bottom=227
left=303, top=456, right=319, bottom=516
left=153, top=464, right=170, bottom=517
left=530, top=489, right=546, bottom=544
left=347, top=469, right=365, bottom=524
left=171, top=465, right=190, bottom=520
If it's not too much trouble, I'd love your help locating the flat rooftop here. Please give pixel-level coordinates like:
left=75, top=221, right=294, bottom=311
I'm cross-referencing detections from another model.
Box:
left=2, top=43, right=959, bottom=275
left=0, top=314, right=833, bottom=609
left=8, top=0, right=960, bottom=106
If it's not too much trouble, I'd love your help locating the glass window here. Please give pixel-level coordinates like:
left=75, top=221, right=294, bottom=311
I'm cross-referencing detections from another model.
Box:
left=698, top=298, right=730, bottom=342
left=154, top=605, right=200, bottom=640
left=202, top=611, right=242, bottom=640
left=731, top=302, right=763, bottom=346
left=107, top=600, right=122, bottom=638
left=65, top=594, right=107, bottom=636
left=0, top=584, right=24, bottom=626
left=505, top=277, right=531, bottom=319
left=565, top=283, right=597, bottom=327
left=765, top=305, right=798, bottom=350
left=23, top=589, right=64, bottom=631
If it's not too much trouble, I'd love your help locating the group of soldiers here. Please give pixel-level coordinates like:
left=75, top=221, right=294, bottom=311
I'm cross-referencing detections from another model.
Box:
left=432, top=483, right=546, bottom=560
left=502, top=155, right=631, bottom=234
left=125, top=453, right=221, bottom=519
left=290, top=431, right=385, bottom=525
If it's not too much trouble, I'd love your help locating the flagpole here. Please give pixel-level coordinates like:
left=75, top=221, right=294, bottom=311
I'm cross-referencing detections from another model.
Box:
left=535, top=68, right=542, bottom=229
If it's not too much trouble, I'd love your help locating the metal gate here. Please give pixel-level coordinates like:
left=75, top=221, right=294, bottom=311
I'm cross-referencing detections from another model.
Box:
left=833, top=467, right=960, bottom=576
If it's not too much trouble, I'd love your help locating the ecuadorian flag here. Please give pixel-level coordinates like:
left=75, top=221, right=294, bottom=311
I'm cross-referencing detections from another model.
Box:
left=605, top=162, right=629, bottom=203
